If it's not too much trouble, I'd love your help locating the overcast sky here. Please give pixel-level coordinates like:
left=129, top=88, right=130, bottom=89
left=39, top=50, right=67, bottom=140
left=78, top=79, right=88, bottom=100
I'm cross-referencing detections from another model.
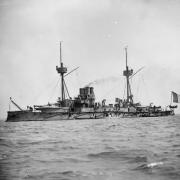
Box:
left=0, top=0, right=180, bottom=118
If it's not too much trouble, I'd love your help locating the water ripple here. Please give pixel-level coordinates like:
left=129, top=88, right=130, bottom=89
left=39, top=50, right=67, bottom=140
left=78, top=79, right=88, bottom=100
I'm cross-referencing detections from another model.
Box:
left=0, top=115, right=180, bottom=180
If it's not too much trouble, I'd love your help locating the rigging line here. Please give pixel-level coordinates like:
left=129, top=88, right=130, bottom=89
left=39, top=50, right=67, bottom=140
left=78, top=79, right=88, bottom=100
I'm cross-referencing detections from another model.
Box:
left=135, top=76, right=141, bottom=101
left=63, top=80, right=70, bottom=99
left=48, top=78, right=60, bottom=102
left=123, top=79, right=126, bottom=99
left=64, top=67, right=79, bottom=77
left=141, top=75, right=150, bottom=99
left=76, top=70, right=81, bottom=90
left=33, top=76, right=58, bottom=104
left=129, top=83, right=132, bottom=96
left=130, top=66, right=145, bottom=79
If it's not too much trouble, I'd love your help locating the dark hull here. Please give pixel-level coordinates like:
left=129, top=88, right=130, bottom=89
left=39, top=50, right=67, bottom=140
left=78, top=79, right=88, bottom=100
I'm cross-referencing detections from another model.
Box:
left=6, top=110, right=174, bottom=122
left=6, top=111, right=106, bottom=122
left=121, top=111, right=174, bottom=117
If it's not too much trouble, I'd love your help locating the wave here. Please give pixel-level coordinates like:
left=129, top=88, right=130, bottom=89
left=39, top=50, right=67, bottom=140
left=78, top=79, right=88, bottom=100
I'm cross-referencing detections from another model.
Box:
left=88, top=150, right=148, bottom=163
left=135, top=161, right=164, bottom=170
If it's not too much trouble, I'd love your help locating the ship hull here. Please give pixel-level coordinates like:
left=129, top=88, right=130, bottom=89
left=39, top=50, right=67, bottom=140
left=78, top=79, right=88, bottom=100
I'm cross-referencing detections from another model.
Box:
left=6, top=111, right=106, bottom=122
left=6, top=109, right=174, bottom=122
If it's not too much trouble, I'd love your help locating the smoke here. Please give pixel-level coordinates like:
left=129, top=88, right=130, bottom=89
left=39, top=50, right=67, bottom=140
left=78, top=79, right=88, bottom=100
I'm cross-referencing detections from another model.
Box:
left=84, top=76, right=121, bottom=87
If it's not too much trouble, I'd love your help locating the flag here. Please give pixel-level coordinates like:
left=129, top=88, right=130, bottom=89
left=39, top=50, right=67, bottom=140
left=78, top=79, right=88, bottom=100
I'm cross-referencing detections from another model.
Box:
left=172, top=91, right=180, bottom=103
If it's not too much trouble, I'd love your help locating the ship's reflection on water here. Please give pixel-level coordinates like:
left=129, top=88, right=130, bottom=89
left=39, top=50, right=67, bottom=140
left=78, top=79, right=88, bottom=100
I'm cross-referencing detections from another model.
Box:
left=0, top=116, right=180, bottom=180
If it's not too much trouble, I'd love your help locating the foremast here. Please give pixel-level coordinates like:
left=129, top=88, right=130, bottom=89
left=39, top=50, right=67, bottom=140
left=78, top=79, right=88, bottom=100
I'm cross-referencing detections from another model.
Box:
left=123, top=47, right=133, bottom=105
left=56, top=42, right=67, bottom=104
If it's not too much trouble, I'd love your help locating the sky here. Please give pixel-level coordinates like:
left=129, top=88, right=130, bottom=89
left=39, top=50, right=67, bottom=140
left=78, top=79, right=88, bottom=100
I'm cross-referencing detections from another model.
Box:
left=0, top=0, right=180, bottom=118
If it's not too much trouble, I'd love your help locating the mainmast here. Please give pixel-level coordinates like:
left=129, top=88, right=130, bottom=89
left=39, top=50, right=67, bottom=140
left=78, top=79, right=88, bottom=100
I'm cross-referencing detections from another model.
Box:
left=56, top=42, right=67, bottom=102
left=123, top=47, right=133, bottom=105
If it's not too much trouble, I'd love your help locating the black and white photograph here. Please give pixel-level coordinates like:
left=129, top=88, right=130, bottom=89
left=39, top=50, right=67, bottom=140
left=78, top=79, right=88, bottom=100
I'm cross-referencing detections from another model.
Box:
left=0, top=0, right=180, bottom=179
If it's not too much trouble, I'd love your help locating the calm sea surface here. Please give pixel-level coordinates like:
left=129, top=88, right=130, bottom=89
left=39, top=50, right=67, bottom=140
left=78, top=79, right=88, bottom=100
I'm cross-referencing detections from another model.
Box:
left=0, top=116, right=180, bottom=180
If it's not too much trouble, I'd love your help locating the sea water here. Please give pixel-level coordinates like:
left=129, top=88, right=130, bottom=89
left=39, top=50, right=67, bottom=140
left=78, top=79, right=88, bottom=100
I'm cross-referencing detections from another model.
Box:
left=0, top=115, right=180, bottom=180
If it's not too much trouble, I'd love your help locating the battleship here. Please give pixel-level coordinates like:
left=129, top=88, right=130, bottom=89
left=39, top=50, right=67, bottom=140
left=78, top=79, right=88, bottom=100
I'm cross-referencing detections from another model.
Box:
left=7, top=44, right=177, bottom=121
